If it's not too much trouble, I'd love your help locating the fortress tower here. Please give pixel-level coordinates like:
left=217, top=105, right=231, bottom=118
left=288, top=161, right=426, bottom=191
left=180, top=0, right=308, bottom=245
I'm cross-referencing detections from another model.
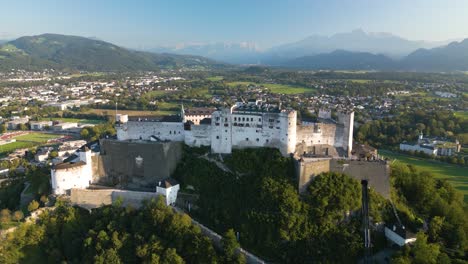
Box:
left=336, top=110, right=354, bottom=157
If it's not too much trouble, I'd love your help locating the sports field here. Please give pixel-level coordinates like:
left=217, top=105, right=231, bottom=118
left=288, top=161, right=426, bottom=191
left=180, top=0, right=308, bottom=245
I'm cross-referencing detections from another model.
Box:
left=379, top=150, right=468, bottom=202
left=0, top=133, right=61, bottom=156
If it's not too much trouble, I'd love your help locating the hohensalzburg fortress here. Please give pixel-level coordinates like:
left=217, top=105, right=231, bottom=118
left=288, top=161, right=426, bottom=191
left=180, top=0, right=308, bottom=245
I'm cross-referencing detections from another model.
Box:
left=117, top=100, right=354, bottom=157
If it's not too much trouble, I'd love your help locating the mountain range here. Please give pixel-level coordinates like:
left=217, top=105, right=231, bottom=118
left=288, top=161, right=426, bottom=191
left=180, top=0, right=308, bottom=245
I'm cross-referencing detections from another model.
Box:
left=1, top=32, right=468, bottom=72
left=0, top=34, right=222, bottom=71
left=149, top=29, right=457, bottom=64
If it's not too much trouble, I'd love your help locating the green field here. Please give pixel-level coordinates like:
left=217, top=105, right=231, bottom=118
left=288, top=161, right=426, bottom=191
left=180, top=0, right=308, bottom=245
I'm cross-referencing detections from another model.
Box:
left=38, top=117, right=105, bottom=124
left=454, top=111, right=468, bottom=120
left=227, top=81, right=315, bottom=94
left=207, top=76, right=224, bottom=81
left=142, top=90, right=172, bottom=100
left=0, top=133, right=61, bottom=156
left=379, top=150, right=468, bottom=202
left=64, top=72, right=106, bottom=78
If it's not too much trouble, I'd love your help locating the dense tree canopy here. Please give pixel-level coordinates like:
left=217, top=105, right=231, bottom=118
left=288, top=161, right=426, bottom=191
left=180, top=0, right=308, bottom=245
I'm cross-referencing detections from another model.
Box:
left=173, top=147, right=374, bottom=263
left=0, top=197, right=236, bottom=263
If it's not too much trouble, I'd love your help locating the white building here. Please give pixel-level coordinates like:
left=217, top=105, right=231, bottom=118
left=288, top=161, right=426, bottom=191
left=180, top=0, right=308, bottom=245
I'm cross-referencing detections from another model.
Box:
left=52, top=122, right=78, bottom=131
left=117, top=101, right=354, bottom=157
left=400, top=133, right=461, bottom=157
left=7, top=117, right=29, bottom=130
left=30, top=121, right=53, bottom=130
left=156, top=178, right=180, bottom=206
left=51, top=147, right=93, bottom=195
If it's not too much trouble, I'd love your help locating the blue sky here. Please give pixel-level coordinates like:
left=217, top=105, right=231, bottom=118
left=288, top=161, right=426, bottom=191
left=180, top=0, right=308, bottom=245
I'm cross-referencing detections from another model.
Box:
left=1, top=0, right=467, bottom=49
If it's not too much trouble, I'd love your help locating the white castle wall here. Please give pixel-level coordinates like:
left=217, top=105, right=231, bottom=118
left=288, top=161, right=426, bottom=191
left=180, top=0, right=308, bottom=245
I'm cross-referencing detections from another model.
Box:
left=184, top=124, right=211, bottom=147
left=116, top=106, right=353, bottom=157
left=118, top=121, right=184, bottom=141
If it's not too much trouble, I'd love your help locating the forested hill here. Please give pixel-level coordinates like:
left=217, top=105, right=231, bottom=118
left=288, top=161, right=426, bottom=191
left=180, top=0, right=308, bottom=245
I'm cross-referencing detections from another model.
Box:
left=0, top=34, right=223, bottom=71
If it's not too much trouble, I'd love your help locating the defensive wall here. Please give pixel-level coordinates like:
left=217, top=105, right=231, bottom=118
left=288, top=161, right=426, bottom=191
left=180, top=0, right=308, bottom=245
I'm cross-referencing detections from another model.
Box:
left=70, top=188, right=163, bottom=210
left=297, top=158, right=390, bottom=198
left=94, top=139, right=183, bottom=189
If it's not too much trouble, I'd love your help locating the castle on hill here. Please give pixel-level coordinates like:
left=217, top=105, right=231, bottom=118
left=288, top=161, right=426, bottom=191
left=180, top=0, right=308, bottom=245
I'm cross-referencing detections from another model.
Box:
left=116, top=100, right=355, bottom=157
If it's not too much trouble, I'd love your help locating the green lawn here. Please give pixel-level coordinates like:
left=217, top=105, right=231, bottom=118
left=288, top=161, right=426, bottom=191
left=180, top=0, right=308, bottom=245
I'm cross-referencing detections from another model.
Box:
left=142, top=90, right=171, bottom=100
left=379, top=150, right=468, bottom=202
left=14, top=133, right=61, bottom=143
left=0, top=133, right=61, bottom=156
left=226, top=81, right=315, bottom=94
left=207, top=76, right=224, bottom=81
left=65, top=72, right=106, bottom=78
left=38, top=117, right=105, bottom=124
left=454, top=111, right=468, bottom=120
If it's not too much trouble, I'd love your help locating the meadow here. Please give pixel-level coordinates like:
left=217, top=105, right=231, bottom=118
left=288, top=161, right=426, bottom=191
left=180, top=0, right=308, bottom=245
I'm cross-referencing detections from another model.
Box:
left=226, top=81, right=315, bottom=94
left=454, top=111, right=468, bottom=120
left=379, top=149, right=468, bottom=202
left=206, top=76, right=224, bottom=81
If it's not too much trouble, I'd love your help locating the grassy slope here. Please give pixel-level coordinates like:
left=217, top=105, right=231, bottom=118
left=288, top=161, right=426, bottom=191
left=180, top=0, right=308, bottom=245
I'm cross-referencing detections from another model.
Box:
left=379, top=149, right=468, bottom=202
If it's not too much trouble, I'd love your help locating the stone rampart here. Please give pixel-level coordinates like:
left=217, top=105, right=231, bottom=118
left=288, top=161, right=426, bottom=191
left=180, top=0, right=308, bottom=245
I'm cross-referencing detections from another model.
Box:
left=70, top=188, right=163, bottom=210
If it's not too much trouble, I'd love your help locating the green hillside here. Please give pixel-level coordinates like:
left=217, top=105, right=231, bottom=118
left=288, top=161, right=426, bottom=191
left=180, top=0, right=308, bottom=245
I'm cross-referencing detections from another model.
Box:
left=0, top=34, right=222, bottom=71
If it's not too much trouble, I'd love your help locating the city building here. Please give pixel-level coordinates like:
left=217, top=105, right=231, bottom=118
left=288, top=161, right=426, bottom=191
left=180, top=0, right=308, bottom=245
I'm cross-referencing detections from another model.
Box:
left=400, top=133, right=461, bottom=156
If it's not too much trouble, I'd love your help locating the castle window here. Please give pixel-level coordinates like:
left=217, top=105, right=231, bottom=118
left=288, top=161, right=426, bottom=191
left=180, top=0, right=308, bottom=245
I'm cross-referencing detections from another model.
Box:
left=224, top=123, right=229, bottom=127
left=169, top=131, right=172, bottom=134
left=215, top=123, right=220, bottom=126
left=225, top=130, right=227, bottom=132
left=266, top=139, right=269, bottom=143
left=251, top=118, right=254, bottom=121
left=216, top=117, right=220, bottom=121
left=277, top=120, right=280, bottom=123
left=259, top=118, right=262, bottom=122
left=256, top=138, right=259, bottom=142
left=216, top=136, right=219, bottom=139
left=246, top=138, right=249, bottom=141
left=234, top=117, right=237, bottom=121
left=269, top=119, right=274, bottom=122
left=269, top=126, right=273, bottom=129
left=242, top=117, right=245, bottom=121
left=246, top=123, right=250, bottom=127
left=225, top=118, right=228, bottom=122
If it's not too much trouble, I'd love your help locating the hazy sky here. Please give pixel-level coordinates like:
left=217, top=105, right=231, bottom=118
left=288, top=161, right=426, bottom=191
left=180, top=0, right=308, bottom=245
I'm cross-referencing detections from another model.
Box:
left=1, top=0, right=468, bottom=49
